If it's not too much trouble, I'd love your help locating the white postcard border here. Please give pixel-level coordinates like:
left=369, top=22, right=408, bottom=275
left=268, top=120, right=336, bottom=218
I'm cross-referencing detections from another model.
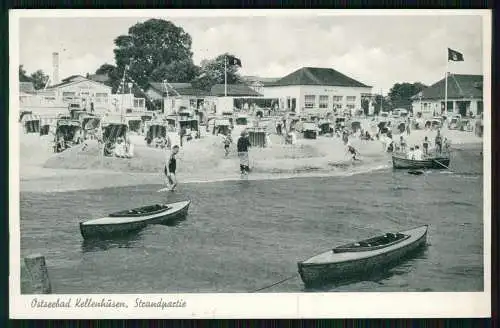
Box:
left=9, top=9, right=492, bottom=319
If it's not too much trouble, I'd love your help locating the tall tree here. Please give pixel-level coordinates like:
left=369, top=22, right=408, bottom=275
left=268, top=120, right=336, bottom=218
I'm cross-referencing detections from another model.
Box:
left=19, top=65, right=31, bottom=82
left=95, top=64, right=120, bottom=89
left=95, top=63, right=116, bottom=76
left=30, top=70, right=50, bottom=90
left=387, top=82, right=427, bottom=110
left=191, top=53, right=243, bottom=91
left=150, top=58, right=200, bottom=84
left=112, top=19, right=197, bottom=92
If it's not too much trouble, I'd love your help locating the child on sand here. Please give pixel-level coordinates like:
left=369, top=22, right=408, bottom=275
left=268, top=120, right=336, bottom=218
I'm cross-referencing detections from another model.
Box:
left=223, top=133, right=232, bottom=157
left=399, top=135, right=407, bottom=152
left=237, top=130, right=251, bottom=176
left=164, top=145, right=180, bottom=192
left=346, top=142, right=360, bottom=161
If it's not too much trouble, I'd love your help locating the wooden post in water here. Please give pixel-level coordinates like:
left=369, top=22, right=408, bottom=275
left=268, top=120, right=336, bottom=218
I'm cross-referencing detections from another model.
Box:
left=24, top=254, right=51, bottom=294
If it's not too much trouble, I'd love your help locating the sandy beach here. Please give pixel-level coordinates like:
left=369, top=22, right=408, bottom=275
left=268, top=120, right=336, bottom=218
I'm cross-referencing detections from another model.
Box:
left=18, top=123, right=483, bottom=193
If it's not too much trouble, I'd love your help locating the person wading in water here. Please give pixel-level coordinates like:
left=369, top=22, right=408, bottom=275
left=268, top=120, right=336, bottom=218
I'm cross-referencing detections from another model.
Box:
left=237, top=130, right=251, bottom=176
left=164, top=145, right=180, bottom=192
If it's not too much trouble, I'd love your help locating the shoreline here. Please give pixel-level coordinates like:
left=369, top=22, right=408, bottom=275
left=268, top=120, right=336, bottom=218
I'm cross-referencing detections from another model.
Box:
left=20, top=163, right=393, bottom=193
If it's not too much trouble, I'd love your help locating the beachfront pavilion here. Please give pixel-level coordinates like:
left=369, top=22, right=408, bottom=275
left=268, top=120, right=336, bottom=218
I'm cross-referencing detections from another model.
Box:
left=146, top=82, right=211, bottom=115
left=20, top=75, right=113, bottom=118
left=411, top=74, right=483, bottom=118
left=262, top=67, right=373, bottom=115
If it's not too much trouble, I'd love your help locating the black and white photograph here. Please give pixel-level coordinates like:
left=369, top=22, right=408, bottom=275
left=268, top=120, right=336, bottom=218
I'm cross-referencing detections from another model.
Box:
left=10, top=10, right=491, bottom=318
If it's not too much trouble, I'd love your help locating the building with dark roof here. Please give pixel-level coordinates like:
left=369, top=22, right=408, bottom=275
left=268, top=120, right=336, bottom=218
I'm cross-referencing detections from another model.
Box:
left=411, top=74, right=483, bottom=117
left=210, top=84, right=262, bottom=97
left=88, top=73, right=111, bottom=84
left=146, top=82, right=212, bottom=114
left=263, top=67, right=372, bottom=114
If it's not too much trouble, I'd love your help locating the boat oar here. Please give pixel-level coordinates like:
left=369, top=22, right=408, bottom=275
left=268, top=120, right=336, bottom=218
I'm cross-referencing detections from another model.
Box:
left=433, top=159, right=451, bottom=170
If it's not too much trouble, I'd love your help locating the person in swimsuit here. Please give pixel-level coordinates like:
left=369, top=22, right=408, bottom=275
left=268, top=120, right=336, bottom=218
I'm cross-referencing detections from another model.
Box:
left=164, top=145, right=180, bottom=191
left=435, top=129, right=442, bottom=153
left=423, top=136, right=429, bottom=155
left=399, top=135, right=407, bottom=152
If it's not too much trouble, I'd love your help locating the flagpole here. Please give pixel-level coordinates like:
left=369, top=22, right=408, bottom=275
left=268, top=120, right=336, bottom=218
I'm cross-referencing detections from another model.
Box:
left=224, top=55, right=228, bottom=97
left=444, top=50, right=449, bottom=115
left=380, top=88, right=383, bottom=114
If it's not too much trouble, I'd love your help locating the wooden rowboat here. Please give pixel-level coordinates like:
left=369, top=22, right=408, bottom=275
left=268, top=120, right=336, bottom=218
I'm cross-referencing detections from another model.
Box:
left=297, top=225, right=428, bottom=287
left=79, top=200, right=191, bottom=240
left=392, top=155, right=450, bottom=169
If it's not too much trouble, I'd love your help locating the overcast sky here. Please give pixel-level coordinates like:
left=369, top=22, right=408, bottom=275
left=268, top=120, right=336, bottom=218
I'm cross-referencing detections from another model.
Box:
left=17, top=12, right=485, bottom=94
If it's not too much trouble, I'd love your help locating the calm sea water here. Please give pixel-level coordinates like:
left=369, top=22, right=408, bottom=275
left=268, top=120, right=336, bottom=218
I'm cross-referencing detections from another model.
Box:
left=20, top=146, right=484, bottom=293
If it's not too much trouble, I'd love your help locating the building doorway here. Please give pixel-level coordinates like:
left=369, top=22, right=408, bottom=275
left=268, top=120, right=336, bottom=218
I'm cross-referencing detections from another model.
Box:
left=291, top=98, right=296, bottom=112
left=456, top=101, right=470, bottom=117
left=477, top=101, right=483, bottom=115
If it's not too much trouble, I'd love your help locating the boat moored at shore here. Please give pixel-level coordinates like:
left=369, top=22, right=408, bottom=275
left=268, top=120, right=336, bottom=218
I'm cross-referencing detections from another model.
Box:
left=297, top=225, right=428, bottom=287
left=79, top=200, right=191, bottom=240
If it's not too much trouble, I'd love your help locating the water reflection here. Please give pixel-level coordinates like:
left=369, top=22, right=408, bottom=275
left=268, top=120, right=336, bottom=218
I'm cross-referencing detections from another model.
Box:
left=81, top=232, right=143, bottom=253
left=155, top=214, right=188, bottom=227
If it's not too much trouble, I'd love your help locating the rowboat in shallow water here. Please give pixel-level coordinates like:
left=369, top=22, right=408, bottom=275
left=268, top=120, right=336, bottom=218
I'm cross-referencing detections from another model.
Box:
left=392, top=155, right=450, bottom=169
left=79, top=200, right=191, bottom=240
left=297, top=225, right=428, bottom=286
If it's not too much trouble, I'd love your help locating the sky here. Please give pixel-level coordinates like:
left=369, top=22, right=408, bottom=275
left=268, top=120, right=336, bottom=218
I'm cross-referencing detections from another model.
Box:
left=17, top=12, right=486, bottom=94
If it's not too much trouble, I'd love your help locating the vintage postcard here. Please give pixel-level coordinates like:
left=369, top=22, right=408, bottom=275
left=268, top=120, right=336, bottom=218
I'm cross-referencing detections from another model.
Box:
left=10, top=9, right=491, bottom=318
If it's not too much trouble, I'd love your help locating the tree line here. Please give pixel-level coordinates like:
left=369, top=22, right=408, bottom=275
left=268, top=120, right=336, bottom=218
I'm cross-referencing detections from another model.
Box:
left=19, top=18, right=427, bottom=111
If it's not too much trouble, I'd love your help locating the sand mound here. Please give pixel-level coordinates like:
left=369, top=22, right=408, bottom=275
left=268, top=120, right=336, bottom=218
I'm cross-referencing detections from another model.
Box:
left=42, top=131, right=392, bottom=176
left=19, top=132, right=54, bottom=167
left=43, top=137, right=228, bottom=173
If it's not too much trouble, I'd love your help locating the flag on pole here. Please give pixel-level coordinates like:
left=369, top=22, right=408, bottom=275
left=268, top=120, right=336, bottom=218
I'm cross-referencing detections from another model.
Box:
left=226, top=55, right=242, bottom=67
left=448, top=48, right=464, bottom=61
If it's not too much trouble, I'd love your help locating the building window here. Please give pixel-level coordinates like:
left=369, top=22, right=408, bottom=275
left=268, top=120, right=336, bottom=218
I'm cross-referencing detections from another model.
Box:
left=44, top=97, right=55, bottom=104
left=62, top=91, right=76, bottom=103
left=95, top=93, right=108, bottom=104
left=346, top=104, right=355, bottom=110
left=332, top=95, right=343, bottom=110
left=346, top=96, right=356, bottom=102
left=304, top=95, right=315, bottom=109
left=319, top=95, right=329, bottom=109
left=134, top=98, right=145, bottom=108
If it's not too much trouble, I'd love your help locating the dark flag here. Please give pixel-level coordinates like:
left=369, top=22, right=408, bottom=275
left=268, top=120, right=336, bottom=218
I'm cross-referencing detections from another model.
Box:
left=448, top=48, right=464, bottom=61
left=227, top=55, right=242, bottom=67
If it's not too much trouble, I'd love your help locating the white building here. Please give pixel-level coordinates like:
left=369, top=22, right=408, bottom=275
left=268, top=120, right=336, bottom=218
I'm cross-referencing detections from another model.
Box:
left=263, top=67, right=372, bottom=115
left=146, top=82, right=211, bottom=114
left=411, top=74, right=483, bottom=118
left=21, top=75, right=113, bottom=118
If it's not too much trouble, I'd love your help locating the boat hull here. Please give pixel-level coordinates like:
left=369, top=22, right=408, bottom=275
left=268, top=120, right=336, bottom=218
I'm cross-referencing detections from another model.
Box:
left=297, top=226, right=428, bottom=286
left=79, top=202, right=190, bottom=240
left=392, top=155, right=450, bottom=169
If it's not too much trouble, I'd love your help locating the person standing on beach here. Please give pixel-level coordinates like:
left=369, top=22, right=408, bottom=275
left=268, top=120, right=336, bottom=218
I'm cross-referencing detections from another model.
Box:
left=179, top=127, right=186, bottom=147
left=237, top=130, right=251, bottom=176
left=423, top=136, right=429, bottom=156
left=164, top=145, right=180, bottom=192
left=435, top=129, right=443, bottom=153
